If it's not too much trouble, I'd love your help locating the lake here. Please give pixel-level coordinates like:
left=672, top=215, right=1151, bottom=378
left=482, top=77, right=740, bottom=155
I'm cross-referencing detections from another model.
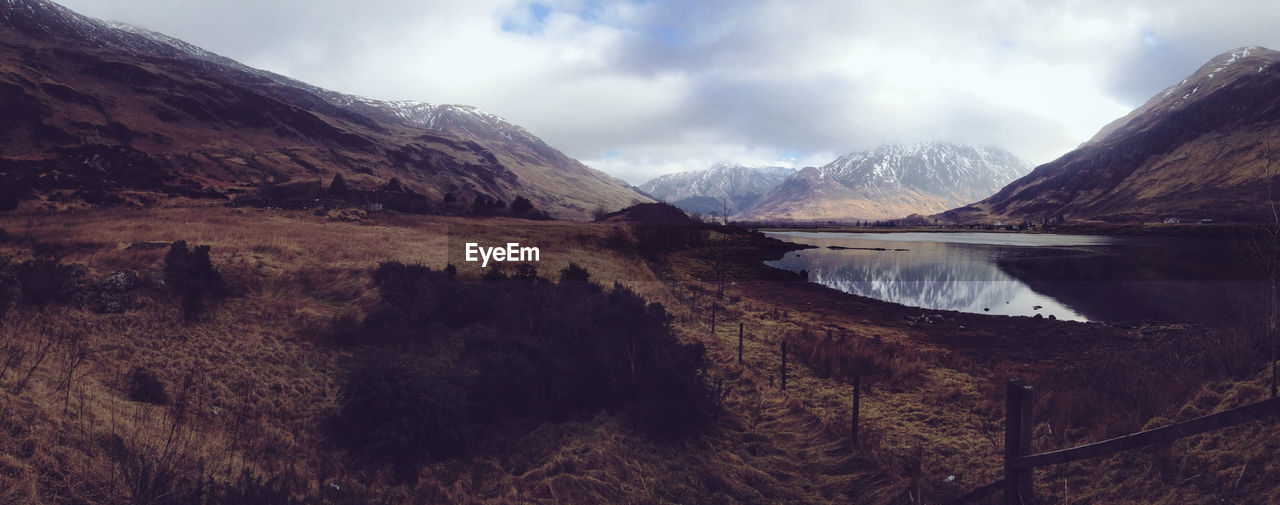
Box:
left=763, top=231, right=1265, bottom=323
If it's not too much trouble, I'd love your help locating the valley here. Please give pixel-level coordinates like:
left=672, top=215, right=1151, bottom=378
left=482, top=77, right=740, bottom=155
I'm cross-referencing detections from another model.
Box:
left=1, top=205, right=1273, bottom=504
left=2, top=0, right=1280, bottom=503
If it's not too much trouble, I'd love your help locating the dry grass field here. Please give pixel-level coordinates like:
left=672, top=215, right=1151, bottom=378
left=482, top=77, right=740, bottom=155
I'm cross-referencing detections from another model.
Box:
left=0, top=205, right=1276, bottom=504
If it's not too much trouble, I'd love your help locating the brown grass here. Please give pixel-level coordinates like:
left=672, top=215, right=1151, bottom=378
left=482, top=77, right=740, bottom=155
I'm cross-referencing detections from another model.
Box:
left=1, top=205, right=1277, bottom=504
left=0, top=205, right=895, bottom=504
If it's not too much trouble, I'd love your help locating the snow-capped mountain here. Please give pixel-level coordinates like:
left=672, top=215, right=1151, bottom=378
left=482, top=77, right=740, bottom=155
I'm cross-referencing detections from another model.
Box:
left=0, top=0, right=646, bottom=217
left=638, top=163, right=796, bottom=215
left=739, top=143, right=1031, bottom=222
left=942, top=47, right=1280, bottom=224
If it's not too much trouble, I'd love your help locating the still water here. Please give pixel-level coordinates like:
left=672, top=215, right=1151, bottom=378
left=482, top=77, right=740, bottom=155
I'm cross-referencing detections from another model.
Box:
left=764, top=231, right=1262, bottom=323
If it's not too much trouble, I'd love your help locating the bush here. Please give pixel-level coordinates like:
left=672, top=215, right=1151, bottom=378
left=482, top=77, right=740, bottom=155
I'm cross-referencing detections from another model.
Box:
left=128, top=367, right=169, bottom=405
left=510, top=195, right=534, bottom=214
left=14, top=257, right=81, bottom=305
left=329, top=354, right=472, bottom=482
left=0, top=263, right=15, bottom=321
left=164, top=241, right=228, bottom=318
left=559, top=263, right=591, bottom=283
left=330, top=262, right=718, bottom=474
left=329, top=173, right=351, bottom=200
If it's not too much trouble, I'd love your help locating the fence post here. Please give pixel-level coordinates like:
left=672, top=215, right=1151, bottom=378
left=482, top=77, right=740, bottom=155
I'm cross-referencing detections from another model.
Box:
left=1004, top=378, right=1035, bottom=505
left=851, top=375, right=861, bottom=446
left=738, top=322, right=744, bottom=364
left=780, top=341, right=788, bottom=390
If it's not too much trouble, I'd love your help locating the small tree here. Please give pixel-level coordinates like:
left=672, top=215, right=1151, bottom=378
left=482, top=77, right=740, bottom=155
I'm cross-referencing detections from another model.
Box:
left=329, top=173, right=351, bottom=200
left=383, top=177, right=405, bottom=192
left=511, top=196, right=534, bottom=214
left=164, top=241, right=228, bottom=319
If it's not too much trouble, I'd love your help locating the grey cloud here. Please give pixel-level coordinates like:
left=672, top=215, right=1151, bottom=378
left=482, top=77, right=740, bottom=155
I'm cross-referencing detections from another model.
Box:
left=50, top=0, right=1280, bottom=184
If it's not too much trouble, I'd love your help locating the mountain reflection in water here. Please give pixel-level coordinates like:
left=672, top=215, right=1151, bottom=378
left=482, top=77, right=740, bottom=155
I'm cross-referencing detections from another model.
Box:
left=764, top=232, right=1261, bottom=324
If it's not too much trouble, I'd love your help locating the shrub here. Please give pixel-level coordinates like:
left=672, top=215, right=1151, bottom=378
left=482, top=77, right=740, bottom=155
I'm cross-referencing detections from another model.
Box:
left=0, top=262, right=14, bottom=321
left=330, top=262, right=719, bottom=474
left=329, top=354, right=472, bottom=481
left=164, top=241, right=228, bottom=318
left=559, top=263, right=591, bottom=283
left=14, top=257, right=81, bottom=305
left=128, top=367, right=169, bottom=405
left=510, top=195, right=534, bottom=214
left=329, top=173, right=351, bottom=200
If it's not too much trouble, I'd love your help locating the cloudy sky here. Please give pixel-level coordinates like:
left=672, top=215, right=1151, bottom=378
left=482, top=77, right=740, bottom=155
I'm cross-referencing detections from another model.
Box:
left=56, top=0, right=1280, bottom=184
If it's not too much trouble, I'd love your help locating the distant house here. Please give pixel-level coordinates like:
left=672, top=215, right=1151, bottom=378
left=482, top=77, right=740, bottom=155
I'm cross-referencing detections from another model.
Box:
left=1162, top=217, right=1182, bottom=224
left=1199, top=218, right=1214, bottom=224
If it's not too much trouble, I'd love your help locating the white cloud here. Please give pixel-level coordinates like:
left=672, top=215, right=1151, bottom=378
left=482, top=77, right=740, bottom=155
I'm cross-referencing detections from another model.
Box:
left=53, top=0, right=1280, bottom=184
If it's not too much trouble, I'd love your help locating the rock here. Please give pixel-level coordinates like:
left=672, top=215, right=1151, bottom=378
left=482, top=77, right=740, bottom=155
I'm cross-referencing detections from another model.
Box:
left=144, top=272, right=167, bottom=290
left=983, top=307, right=990, bottom=312
left=91, top=292, right=127, bottom=314
left=66, top=264, right=90, bottom=278
left=97, top=269, right=138, bottom=292
left=1034, top=313, right=1044, bottom=319
left=1048, top=314, right=1057, bottom=321
left=1033, top=305, right=1043, bottom=310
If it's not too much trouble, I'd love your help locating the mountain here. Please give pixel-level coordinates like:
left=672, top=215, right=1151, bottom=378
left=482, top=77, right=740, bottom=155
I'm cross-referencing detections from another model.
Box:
left=637, top=163, right=795, bottom=215
left=941, top=47, right=1280, bottom=225
left=0, top=0, right=645, bottom=218
left=738, top=143, right=1031, bottom=222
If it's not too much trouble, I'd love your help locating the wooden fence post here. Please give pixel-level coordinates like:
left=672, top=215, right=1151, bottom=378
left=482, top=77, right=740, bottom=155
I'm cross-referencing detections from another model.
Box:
left=851, top=375, right=861, bottom=446
left=780, top=341, right=788, bottom=390
left=712, top=303, right=717, bottom=334
left=738, top=322, right=744, bottom=364
left=1004, top=378, right=1035, bottom=505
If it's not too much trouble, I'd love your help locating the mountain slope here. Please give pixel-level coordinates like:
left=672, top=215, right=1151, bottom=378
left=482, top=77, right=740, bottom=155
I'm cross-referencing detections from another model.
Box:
left=638, top=163, right=795, bottom=215
left=941, top=47, right=1280, bottom=224
left=739, top=143, right=1030, bottom=221
left=0, top=0, right=645, bottom=218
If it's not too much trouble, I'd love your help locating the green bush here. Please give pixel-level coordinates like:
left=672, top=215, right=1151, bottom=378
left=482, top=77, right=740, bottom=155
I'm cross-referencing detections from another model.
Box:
left=329, top=261, right=719, bottom=474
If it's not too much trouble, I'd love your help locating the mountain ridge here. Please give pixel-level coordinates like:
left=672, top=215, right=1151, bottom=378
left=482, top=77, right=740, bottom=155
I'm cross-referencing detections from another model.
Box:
left=0, top=0, right=646, bottom=217
left=940, top=46, right=1280, bottom=224
left=638, top=162, right=796, bottom=215
left=739, top=142, right=1031, bottom=222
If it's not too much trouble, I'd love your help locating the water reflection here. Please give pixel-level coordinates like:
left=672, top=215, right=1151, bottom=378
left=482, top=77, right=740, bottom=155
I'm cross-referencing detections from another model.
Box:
left=764, top=232, right=1261, bottom=323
